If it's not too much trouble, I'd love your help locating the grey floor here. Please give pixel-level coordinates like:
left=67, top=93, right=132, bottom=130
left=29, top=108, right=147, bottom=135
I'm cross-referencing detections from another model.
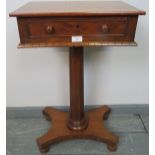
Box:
left=6, top=112, right=149, bottom=155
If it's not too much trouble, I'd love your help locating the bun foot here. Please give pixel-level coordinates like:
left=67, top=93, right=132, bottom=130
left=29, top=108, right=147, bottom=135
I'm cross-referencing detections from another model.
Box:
left=37, top=139, right=50, bottom=153
left=40, top=147, right=50, bottom=154
left=107, top=143, right=117, bottom=152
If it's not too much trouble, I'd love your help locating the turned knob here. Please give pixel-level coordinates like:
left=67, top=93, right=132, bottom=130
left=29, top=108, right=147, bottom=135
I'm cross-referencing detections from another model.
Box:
left=102, top=24, right=110, bottom=33
left=46, top=25, right=54, bottom=34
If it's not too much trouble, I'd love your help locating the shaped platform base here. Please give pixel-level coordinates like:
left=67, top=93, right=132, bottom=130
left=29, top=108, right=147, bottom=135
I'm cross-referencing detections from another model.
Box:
left=37, top=106, right=119, bottom=153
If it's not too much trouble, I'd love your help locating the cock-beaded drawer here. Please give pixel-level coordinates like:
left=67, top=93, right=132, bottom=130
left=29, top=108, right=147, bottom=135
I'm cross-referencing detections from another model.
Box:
left=17, top=16, right=138, bottom=46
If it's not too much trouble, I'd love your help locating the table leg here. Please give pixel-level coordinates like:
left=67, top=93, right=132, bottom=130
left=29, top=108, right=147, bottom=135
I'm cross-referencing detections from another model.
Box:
left=37, top=47, right=119, bottom=153
left=67, top=47, right=88, bottom=130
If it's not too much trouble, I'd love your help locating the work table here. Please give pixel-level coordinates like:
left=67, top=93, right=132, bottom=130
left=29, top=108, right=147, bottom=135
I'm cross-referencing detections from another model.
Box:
left=9, top=1, right=146, bottom=153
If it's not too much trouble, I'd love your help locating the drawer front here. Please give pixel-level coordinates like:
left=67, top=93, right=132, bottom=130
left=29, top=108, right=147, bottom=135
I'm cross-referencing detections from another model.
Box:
left=17, top=16, right=138, bottom=45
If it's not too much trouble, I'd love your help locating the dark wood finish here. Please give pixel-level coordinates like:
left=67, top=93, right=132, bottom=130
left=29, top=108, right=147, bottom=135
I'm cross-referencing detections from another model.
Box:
left=10, top=1, right=145, bottom=47
left=37, top=106, right=119, bottom=153
left=16, top=16, right=138, bottom=47
left=9, top=1, right=145, bottom=17
left=68, top=47, right=88, bottom=130
left=9, top=1, right=145, bottom=154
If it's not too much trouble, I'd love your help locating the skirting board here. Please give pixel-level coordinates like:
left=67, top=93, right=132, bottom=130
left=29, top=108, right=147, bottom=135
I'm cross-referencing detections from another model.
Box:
left=6, top=104, right=149, bottom=119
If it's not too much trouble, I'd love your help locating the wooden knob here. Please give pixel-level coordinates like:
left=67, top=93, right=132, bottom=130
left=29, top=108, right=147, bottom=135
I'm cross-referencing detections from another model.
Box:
left=102, top=24, right=109, bottom=33
left=46, top=26, right=53, bottom=34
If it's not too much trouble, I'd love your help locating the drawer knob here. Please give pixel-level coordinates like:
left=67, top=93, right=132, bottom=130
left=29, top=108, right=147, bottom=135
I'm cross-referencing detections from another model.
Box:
left=46, top=26, right=53, bottom=34
left=102, top=24, right=109, bottom=33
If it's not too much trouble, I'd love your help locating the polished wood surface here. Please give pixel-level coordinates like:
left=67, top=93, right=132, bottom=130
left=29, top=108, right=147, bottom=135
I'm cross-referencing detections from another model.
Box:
left=16, top=16, right=138, bottom=47
left=9, top=1, right=145, bottom=17
left=37, top=106, right=119, bottom=153
left=9, top=1, right=145, bottom=154
left=10, top=1, right=145, bottom=47
left=68, top=47, right=88, bottom=130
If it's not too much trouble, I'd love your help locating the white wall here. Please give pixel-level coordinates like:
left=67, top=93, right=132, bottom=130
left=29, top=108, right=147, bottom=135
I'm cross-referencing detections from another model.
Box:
left=6, top=0, right=149, bottom=107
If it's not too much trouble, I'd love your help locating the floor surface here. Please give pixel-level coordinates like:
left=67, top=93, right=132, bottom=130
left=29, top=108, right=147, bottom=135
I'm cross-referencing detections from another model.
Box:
left=6, top=113, right=149, bottom=155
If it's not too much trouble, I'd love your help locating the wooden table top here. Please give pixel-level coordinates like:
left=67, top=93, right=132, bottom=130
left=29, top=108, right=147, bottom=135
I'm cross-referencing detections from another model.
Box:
left=9, top=1, right=145, bottom=17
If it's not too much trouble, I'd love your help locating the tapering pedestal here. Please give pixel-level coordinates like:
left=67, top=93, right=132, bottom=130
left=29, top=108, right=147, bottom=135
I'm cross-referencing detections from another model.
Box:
left=37, top=47, right=119, bottom=153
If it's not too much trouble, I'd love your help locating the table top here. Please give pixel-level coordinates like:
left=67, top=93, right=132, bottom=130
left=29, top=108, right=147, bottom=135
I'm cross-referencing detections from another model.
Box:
left=9, top=1, right=145, bottom=17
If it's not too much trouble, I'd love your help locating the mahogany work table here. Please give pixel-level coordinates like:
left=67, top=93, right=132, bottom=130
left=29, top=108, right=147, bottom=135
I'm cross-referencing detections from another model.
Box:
left=10, top=1, right=145, bottom=153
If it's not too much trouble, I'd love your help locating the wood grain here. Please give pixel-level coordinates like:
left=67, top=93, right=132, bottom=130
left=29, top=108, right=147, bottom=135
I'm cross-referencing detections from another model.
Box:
left=17, top=16, right=138, bottom=46
left=9, top=1, right=145, bottom=153
left=9, top=1, right=145, bottom=17
left=68, top=47, right=88, bottom=130
left=37, top=106, right=119, bottom=153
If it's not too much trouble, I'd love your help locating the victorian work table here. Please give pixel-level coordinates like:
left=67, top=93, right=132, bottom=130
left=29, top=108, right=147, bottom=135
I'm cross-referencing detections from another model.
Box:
left=10, top=1, right=145, bottom=153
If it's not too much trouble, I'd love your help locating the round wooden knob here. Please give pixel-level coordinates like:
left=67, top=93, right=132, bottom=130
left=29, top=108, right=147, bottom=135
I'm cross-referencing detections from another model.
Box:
left=102, top=24, right=109, bottom=33
left=46, top=26, right=53, bottom=34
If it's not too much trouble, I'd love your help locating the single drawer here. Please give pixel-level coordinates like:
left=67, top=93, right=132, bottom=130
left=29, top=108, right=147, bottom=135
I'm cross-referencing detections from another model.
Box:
left=17, top=16, right=138, bottom=46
